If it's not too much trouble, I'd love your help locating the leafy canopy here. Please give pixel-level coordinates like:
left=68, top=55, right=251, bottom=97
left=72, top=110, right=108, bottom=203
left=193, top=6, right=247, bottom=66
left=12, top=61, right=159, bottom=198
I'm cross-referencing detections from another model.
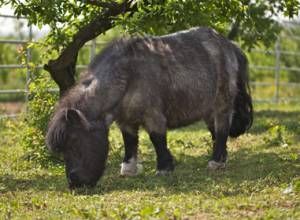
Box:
left=121, top=0, right=299, bottom=47
left=1, top=0, right=299, bottom=56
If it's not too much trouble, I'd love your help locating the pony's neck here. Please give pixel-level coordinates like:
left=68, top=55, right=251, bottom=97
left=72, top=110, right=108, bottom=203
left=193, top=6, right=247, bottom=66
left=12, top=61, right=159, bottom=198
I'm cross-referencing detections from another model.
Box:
left=59, top=83, right=104, bottom=122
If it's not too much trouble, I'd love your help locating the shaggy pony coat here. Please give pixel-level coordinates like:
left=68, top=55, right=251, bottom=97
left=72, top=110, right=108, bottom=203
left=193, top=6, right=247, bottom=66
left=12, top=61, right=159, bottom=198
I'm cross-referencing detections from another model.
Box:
left=46, top=27, right=253, bottom=188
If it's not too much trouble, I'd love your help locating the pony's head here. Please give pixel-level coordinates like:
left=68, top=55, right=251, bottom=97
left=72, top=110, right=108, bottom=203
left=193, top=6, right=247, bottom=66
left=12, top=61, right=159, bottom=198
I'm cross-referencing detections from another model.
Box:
left=46, top=108, right=109, bottom=188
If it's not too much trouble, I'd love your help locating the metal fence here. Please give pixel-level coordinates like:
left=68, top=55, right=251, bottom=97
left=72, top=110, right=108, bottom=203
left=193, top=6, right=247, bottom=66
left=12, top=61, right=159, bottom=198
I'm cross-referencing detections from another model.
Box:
left=1, top=14, right=300, bottom=119
left=0, top=14, right=31, bottom=118
left=249, top=29, right=300, bottom=103
left=0, top=14, right=99, bottom=119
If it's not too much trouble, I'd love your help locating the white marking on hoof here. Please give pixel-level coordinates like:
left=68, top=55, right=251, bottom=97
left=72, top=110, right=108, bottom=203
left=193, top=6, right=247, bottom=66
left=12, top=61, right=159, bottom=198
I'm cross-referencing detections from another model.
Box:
left=120, top=158, right=143, bottom=176
left=207, top=160, right=226, bottom=170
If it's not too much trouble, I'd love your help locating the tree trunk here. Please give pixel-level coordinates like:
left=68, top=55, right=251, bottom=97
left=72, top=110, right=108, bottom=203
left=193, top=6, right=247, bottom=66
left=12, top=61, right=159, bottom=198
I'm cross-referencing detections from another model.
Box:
left=44, top=56, right=77, bottom=96
left=44, top=0, right=136, bottom=96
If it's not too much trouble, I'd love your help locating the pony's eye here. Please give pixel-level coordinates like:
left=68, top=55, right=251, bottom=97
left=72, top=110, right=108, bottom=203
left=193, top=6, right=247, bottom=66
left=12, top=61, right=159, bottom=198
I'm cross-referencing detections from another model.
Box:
left=82, top=78, right=93, bottom=87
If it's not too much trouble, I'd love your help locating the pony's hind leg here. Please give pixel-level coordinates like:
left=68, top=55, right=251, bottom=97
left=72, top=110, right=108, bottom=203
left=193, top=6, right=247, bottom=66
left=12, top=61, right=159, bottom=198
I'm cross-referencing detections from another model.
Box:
left=144, top=112, right=174, bottom=175
left=208, top=110, right=231, bottom=171
left=120, top=125, right=142, bottom=176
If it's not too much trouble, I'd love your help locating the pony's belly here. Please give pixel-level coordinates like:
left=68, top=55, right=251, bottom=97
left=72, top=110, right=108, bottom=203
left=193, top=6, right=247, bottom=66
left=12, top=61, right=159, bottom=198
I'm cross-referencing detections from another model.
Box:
left=163, top=96, right=212, bottom=128
left=117, top=85, right=213, bottom=129
left=116, top=107, right=203, bottom=130
left=165, top=111, right=203, bottom=129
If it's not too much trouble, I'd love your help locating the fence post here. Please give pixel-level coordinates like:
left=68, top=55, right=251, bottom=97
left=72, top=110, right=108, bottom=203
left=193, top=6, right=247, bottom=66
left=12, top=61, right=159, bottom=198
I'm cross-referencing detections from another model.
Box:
left=274, top=37, right=281, bottom=103
left=25, top=24, right=33, bottom=113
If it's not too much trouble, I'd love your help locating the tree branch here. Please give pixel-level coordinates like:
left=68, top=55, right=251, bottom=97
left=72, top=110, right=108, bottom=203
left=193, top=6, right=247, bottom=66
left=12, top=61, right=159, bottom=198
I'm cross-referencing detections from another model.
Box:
left=228, top=1, right=251, bottom=41
left=79, top=0, right=119, bottom=9
left=227, top=18, right=240, bottom=41
left=44, top=0, right=136, bottom=96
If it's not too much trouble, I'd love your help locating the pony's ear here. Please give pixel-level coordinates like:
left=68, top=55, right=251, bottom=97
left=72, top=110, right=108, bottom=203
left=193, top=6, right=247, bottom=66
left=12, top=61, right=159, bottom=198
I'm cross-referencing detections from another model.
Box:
left=64, top=108, right=90, bottom=129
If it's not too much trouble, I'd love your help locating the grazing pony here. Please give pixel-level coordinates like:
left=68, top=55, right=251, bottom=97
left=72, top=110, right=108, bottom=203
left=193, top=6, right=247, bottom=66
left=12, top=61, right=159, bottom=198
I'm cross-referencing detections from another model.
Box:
left=46, top=27, right=253, bottom=188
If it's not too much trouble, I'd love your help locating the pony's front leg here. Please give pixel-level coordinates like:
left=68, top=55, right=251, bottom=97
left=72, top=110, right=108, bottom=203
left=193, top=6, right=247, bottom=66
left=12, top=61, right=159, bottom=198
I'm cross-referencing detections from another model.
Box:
left=145, top=113, right=174, bottom=175
left=208, top=112, right=230, bottom=170
left=120, top=125, right=141, bottom=176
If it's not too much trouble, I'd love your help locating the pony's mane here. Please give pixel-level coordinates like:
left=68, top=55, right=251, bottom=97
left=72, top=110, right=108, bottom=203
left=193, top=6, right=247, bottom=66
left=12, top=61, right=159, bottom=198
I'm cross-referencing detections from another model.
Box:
left=88, top=38, right=131, bottom=71
left=46, top=110, right=67, bottom=152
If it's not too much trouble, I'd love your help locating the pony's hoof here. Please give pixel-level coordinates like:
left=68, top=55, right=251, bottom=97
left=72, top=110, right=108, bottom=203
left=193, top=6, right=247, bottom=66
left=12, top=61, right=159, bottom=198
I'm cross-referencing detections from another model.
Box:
left=207, top=160, right=226, bottom=170
left=120, top=158, right=143, bottom=176
left=156, top=170, right=173, bottom=176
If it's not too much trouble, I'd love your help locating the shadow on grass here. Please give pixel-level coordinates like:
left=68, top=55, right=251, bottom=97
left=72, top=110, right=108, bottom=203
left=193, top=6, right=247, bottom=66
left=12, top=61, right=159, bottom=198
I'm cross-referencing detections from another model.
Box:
left=0, top=173, right=67, bottom=193
left=250, top=110, right=300, bottom=134
left=84, top=146, right=299, bottom=196
left=1, top=109, right=299, bottom=195
left=0, top=145, right=298, bottom=196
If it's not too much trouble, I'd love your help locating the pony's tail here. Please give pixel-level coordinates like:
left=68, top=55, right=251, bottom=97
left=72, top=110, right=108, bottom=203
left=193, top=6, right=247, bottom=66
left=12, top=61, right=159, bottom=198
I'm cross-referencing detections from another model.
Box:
left=229, top=50, right=253, bottom=138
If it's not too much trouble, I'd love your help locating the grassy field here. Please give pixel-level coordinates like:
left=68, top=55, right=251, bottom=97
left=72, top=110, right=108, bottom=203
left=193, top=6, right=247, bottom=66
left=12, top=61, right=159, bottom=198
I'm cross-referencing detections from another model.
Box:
left=0, top=103, right=299, bottom=219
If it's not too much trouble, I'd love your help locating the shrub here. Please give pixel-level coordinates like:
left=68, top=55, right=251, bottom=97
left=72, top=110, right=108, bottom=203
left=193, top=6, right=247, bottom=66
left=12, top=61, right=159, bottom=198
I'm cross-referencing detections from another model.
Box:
left=21, top=70, right=61, bottom=166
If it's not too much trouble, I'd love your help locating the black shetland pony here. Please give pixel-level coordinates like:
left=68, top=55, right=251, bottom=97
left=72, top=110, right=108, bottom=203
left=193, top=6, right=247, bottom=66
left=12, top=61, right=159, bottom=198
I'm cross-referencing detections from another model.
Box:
left=46, top=27, right=253, bottom=188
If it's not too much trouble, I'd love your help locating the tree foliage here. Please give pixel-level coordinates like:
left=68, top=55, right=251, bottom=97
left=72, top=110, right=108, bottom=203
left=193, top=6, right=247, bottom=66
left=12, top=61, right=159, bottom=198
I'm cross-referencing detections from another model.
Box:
left=1, top=0, right=299, bottom=92
left=119, top=0, right=299, bottom=48
left=2, top=1, right=298, bottom=50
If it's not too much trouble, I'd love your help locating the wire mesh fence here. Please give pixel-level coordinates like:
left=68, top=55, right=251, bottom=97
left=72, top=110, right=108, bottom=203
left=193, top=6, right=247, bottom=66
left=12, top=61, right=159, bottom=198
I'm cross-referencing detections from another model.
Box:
left=248, top=29, right=300, bottom=103
left=1, top=15, right=300, bottom=119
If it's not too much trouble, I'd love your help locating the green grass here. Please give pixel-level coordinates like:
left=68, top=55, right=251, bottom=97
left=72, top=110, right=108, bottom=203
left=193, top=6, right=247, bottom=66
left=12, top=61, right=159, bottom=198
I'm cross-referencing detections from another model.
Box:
left=0, top=103, right=299, bottom=219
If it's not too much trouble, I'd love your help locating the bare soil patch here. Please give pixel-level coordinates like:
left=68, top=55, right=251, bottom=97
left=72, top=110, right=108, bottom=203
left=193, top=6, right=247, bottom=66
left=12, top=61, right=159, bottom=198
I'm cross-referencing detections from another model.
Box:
left=0, top=102, right=24, bottom=114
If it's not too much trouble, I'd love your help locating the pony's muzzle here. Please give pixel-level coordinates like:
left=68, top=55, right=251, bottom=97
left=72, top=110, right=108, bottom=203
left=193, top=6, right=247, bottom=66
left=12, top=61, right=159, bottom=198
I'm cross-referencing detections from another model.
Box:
left=68, top=170, right=97, bottom=189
